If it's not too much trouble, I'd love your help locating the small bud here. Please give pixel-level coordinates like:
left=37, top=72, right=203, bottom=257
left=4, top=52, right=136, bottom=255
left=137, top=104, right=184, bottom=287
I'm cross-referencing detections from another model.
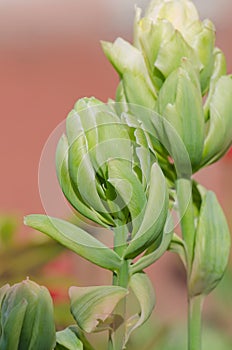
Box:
left=189, top=191, right=231, bottom=297
left=201, top=75, right=232, bottom=167
left=0, top=279, right=56, bottom=350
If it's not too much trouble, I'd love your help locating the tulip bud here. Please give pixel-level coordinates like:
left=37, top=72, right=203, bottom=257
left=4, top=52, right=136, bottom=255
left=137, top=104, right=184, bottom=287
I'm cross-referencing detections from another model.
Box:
left=145, top=0, right=199, bottom=29
left=157, top=59, right=204, bottom=169
left=56, top=98, right=169, bottom=257
left=140, top=0, right=215, bottom=93
left=102, top=0, right=231, bottom=173
left=189, top=191, right=231, bottom=297
left=0, top=279, right=56, bottom=350
left=134, top=7, right=198, bottom=88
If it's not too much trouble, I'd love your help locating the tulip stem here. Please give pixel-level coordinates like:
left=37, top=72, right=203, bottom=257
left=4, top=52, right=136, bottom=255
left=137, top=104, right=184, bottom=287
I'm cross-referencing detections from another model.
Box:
left=177, top=179, right=204, bottom=350
left=108, top=226, right=129, bottom=350
left=113, top=224, right=128, bottom=258
left=188, top=295, right=204, bottom=350
left=176, top=178, right=195, bottom=268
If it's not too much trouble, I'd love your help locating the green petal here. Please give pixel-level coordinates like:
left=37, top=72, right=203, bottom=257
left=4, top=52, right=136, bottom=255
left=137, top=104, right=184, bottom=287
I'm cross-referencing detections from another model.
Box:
left=102, top=38, right=157, bottom=98
left=158, top=60, right=204, bottom=169
left=202, top=75, right=232, bottom=166
left=130, top=218, right=173, bottom=274
left=124, top=163, right=168, bottom=259
left=67, top=116, right=114, bottom=224
left=122, top=71, right=156, bottom=109
left=108, top=159, right=147, bottom=235
left=56, top=134, right=111, bottom=227
left=155, top=30, right=198, bottom=78
left=204, top=48, right=227, bottom=119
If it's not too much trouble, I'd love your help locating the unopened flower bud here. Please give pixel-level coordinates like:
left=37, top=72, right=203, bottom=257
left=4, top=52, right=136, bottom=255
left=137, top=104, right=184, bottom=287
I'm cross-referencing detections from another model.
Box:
left=0, top=279, right=56, bottom=350
left=189, top=191, right=231, bottom=297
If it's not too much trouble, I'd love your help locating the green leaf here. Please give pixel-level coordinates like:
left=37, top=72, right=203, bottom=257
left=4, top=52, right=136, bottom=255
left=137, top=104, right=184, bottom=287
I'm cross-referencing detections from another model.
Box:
left=24, top=215, right=122, bottom=271
left=189, top=191, right=231, bottom=297
left=124, top=163, right=168, bottom=259
left=69, top=285, right=128, bottom=333
left=124, top=272, right=155, bottom=346
left=56, top=327, right=83, bottom=350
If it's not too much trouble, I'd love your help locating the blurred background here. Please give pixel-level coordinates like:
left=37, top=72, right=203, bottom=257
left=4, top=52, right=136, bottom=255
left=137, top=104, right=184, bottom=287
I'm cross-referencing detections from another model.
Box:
left=0, top=0, right=232, bottom=348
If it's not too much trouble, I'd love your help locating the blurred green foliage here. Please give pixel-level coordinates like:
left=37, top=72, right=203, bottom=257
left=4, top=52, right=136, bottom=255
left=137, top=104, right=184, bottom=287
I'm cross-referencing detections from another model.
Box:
left=0, top=213, right=75, bottom=327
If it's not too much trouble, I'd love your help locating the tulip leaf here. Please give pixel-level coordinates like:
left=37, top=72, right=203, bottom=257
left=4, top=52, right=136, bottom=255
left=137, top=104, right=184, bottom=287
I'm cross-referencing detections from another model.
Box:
left=69, top=285, right=128, bottom=333
left=56, top=328, right=83, bottom=350
left=189, top=191, right=231, bottom=297
left=124, top=163, right=168, bottom=259
left=124, top=272, right=155, bottom=346
left=24, top=215, right=122, bottom=271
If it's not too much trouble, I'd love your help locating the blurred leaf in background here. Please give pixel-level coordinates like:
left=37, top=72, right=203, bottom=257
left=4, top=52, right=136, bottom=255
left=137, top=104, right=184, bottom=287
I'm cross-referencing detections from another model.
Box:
left=0, top=213, right=75, bottom=327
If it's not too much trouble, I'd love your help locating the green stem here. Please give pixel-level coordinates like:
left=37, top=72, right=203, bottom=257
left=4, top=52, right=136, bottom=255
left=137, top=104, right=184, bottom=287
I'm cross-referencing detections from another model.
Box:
left=108, top=225, right=129, bottom=350
left=188, top=296, right=204, bottom=350
left=176, top=178, right=195, bottom=268
left=113, top=224, right=128, bottom=258
left=177, top=179, right=204, bottom=350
